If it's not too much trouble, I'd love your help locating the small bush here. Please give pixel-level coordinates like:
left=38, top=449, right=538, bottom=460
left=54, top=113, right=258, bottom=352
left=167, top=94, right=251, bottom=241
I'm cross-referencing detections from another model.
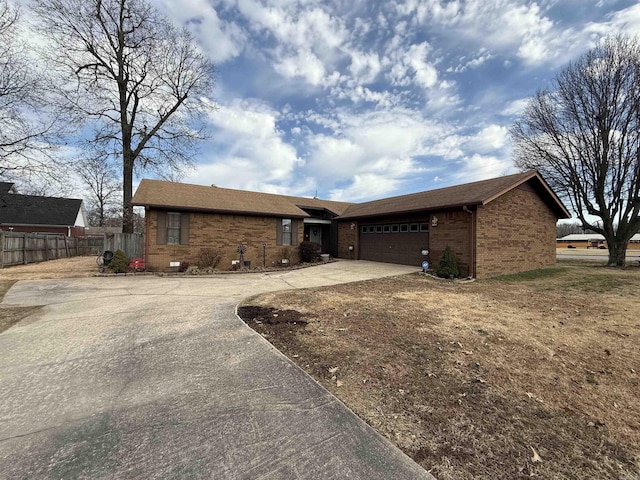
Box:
left=436, top=246, right=460, bottom=278
left=299, top=241, right=321, bottom=263
left=109, top=250, right=129, bottom=273
left=179, top=261, right=189, bottom=272
left=197, top=248, right=221, bottom=268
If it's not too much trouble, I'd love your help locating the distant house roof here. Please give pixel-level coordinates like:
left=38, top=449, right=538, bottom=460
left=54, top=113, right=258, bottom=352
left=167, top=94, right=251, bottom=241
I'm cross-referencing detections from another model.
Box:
left=558, top=233, right=640, bottom=242
left=338, top=171, right=571, bottom=220
left=0, top=185, right=85, bottom=227
left=132, top=179, right=353, bottom=218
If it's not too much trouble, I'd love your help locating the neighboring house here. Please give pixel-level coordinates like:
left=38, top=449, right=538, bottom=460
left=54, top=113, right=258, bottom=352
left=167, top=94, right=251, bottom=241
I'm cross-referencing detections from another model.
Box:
left=0, top=182, right=88, bottom=237
left=557, top=233, right=640, bottom=250
left=133, top=171, right=571, bottom=278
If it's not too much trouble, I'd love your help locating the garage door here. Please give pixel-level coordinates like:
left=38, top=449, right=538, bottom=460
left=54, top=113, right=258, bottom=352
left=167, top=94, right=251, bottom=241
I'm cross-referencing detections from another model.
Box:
left=359, top=222, right=429, bottom=266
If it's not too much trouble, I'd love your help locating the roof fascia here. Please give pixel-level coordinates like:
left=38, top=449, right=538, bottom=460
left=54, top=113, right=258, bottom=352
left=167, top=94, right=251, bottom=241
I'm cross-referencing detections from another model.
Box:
left=337, top=201, right=484, bottom=220
left=140, top=204, right=309, bottom=218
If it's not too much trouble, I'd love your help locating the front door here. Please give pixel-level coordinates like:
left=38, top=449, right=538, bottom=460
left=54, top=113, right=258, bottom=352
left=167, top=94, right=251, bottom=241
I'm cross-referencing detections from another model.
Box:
left=309, top=226, right=322, bottom=245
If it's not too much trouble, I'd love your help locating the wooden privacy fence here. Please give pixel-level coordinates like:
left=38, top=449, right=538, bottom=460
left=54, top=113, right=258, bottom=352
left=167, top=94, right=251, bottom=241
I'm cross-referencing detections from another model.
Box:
left=0, top=232, right=144, bottom=268
left=0, top=232, right=80, bottom=267
left=104, top=233, right=143, bottom=259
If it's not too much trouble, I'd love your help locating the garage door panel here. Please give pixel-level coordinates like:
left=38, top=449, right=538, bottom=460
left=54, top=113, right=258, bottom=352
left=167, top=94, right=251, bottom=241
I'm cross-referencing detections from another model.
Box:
left=360, top=232, right=428, bottom=266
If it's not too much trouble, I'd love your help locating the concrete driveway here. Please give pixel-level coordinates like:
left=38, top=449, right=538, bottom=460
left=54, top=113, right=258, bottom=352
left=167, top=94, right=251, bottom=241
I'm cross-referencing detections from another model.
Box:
left=0, top=261, right=433, bottom=479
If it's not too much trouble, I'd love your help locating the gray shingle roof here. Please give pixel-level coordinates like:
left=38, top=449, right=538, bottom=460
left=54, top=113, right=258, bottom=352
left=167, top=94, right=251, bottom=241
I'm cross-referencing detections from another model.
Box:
left=0, top=192, right=83, bottom=226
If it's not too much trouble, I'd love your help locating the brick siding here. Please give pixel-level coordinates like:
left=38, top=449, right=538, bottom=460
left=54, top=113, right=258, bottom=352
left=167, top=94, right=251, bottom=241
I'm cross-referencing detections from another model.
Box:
left=337, top=221, right=359, bottom=260
left=428, top=210, right=472, bottom=277
left=475, top=186, right=557, bottom=278
left=145, top=209, right=301, bottom=271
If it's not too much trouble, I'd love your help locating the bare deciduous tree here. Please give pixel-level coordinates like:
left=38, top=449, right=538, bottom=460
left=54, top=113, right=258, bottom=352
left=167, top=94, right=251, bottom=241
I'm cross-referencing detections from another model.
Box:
left=0, top=0, right=62, bottom=184
left=33, top=0, right=215, bottom=233
left=76, top=154, right=121, bottom=227
left=512, top=35, right=640, bottom=266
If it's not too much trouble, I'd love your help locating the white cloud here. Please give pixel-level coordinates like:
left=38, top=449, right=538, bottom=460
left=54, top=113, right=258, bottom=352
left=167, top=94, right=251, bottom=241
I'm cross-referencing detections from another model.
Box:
left=348, top=51, right=383, bottom=84
left=184, top=99, right=304, bottom=192
left=501, top=98, right=530, bottom=117
left=387, top=42, right=439, bottom=89
left=304, top=109, right=460, bottom=200
left=454, top=153, right=515, bottom=183
left=156, top=0, right=244, bottom=63
left=395, top=0, right=586, bottom=66
left=466, top=124, right=509, bottom=153
left=328, top=173, right=403, bottom=202
left=586, top=3, right=640, bottom=36
left=274, top=50, right=328, bottom=86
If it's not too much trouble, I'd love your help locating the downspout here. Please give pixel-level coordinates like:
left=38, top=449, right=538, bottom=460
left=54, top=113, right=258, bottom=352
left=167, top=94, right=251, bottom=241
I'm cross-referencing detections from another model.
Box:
left=145, top=207, right=150, bottom=266
left=462, top=206, right=475, bottom=278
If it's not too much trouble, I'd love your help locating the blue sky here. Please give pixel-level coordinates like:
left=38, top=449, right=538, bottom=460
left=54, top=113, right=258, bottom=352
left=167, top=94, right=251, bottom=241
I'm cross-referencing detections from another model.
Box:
left=149, top=0, right=640, bottom=203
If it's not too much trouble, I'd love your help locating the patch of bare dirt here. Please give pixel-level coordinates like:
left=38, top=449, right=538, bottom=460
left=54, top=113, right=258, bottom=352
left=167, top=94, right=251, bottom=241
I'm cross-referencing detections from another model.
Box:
left=0, top=256, right=98, bottom=280
left=238, top=306, right=307, bottom=325
left=239, top=262, right=640, bottom=479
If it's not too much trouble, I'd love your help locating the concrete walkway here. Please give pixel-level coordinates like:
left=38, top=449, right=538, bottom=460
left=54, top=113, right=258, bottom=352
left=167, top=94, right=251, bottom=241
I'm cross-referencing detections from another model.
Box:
left=0, top=261, right=433, bottom=479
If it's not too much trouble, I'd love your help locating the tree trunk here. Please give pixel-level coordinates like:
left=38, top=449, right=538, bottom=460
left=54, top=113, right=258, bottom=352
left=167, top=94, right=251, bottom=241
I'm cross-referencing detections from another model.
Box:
left=122, top=153, right=134, bottom=234
left=606, top=238, right=627, bottom=267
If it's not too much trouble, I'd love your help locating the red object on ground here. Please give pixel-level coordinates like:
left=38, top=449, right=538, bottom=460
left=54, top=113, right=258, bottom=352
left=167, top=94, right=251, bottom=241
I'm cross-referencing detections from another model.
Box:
left=128, top=257, right=146, bottom=271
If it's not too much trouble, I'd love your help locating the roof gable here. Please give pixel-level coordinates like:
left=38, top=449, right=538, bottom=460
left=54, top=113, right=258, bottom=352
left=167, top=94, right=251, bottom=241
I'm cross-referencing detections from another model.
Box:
left=338, top=171, right=570, bottom=219
left=0, top=192, right=84, bottom=226
left=132, top=180, right=353, bottom=218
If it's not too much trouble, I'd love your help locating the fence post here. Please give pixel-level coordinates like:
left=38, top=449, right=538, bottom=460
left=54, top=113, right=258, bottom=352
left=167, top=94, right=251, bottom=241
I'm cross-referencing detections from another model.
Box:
left=0, top=231, right=4, bottom=269
left=22, top=233, right=27, bottom=264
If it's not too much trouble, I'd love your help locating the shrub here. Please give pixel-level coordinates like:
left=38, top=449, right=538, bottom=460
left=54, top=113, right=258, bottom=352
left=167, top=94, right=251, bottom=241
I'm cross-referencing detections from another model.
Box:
left=197, top=248, right=221, bottom=268
left=436, top=246, right=460, bottom=278
left=109, top=250, right=129, bottom=273
left=299, top=241, right=321, bottom=263
left=179, top=261, right=189, bottom=272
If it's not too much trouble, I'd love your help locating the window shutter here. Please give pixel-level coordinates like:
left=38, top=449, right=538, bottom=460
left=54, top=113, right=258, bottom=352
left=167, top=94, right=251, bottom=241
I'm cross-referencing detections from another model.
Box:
left=276, top=218, right=283, bottom=245
left=291, top=219, right=299, bottom=246
left=180, top=212, right=189, bottom=245
left=156, top=211, right=167, bottom=245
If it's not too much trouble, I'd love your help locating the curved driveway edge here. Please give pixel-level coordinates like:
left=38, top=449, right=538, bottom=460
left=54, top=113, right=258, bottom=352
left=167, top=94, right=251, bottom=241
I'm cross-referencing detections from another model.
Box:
left=0, top=261, right=434, bottom=479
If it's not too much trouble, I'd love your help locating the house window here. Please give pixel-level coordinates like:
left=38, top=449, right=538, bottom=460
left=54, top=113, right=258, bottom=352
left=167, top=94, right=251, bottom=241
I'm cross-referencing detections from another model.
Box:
left=391, top=224, right=399, bottom=233
left=361, top=226, right=368, bottom=234
left=167, top=212, right=181, bottom=245
left=400, top=224, right=409, bottom=232
left=420, top=223, right=429, bottom=232
left=375, top=225, right=382, bottom=233
left=383, top=224, right=391, bottom=233
left=282, top=219, right=292, bottom=245
left=410, top=223, right=419, bottom=232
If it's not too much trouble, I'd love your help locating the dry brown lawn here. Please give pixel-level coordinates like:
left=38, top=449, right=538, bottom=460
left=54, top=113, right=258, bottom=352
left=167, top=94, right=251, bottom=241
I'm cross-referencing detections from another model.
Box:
left=239, top=261, right=640, bottom=479
left=0, top=256, right=98, bottom=333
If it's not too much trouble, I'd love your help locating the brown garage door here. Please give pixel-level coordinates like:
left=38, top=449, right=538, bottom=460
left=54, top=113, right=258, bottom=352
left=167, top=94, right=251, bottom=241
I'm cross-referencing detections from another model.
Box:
left=359, top=222, right=429, bottom=266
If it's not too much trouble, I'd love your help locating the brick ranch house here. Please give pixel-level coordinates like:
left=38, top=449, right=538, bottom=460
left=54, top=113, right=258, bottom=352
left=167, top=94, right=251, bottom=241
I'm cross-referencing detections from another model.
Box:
left=132, top=170, right=570, bottom=278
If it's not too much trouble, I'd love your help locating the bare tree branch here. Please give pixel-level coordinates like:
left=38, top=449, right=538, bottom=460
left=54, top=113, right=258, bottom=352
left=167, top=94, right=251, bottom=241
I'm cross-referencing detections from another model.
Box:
left=0, top=0, right=67, bottom=187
